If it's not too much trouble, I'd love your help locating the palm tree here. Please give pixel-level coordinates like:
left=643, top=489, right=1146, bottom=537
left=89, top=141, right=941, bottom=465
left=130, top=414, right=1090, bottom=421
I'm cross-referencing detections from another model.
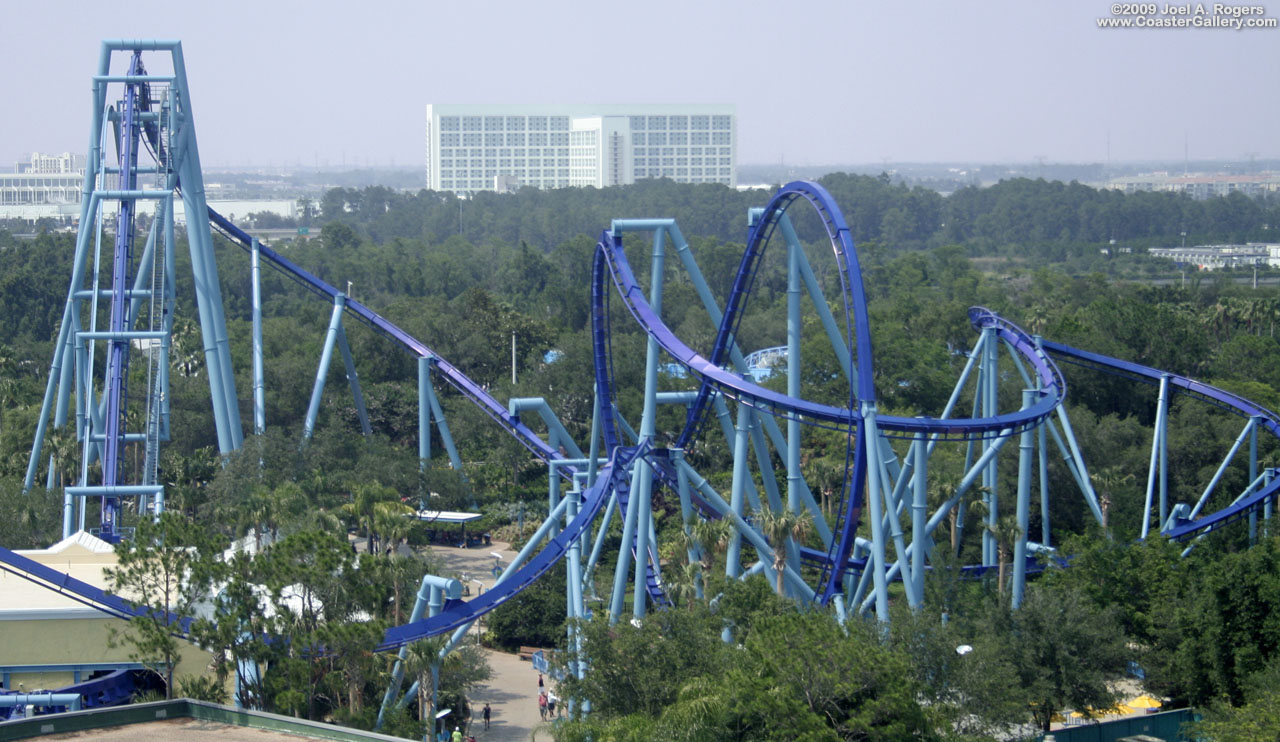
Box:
left=986, top=514, right=1023, bottom=597
left=927, top=474, right=963, bottom=555
left=666, top=516, right=733, bottom=603
left=690, top=516, right=733, bottom=577
left=341, top=482, right=398, bottom=553
left=0, top=375, right=19, bottom=445
left=44, top=425, right=80, bottom=491
left=403, top=635, right=451, bottom=732
left=373, top=501, right=415, bottom=554
left=169, top=316, right=203, bottom=377
left=753, top=505, right=814, bottom=596
left=1089, top=465, right=1133, bottom=529
left=1025, top=303, right=1052, bottom=336
left=236, top=481, right=308, bottom=551
left=927, top=474, right=988, bottom=557
left=806, top=456, right=846, bottom=517
left=663, top=560, right=702, bottom=610
left=1267, top=296, right=1280, bottom=338
left=161, top=446, right=217, bottom=517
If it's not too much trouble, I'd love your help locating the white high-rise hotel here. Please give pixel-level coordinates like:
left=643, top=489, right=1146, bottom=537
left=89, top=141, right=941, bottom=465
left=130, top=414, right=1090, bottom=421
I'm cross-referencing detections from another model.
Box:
left=425, top=104, right=736, bottom=193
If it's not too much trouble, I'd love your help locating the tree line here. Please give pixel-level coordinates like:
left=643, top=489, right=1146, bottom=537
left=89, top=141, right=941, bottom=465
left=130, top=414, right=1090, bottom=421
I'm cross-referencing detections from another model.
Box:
left=1, top=173, right=1280, bottom=739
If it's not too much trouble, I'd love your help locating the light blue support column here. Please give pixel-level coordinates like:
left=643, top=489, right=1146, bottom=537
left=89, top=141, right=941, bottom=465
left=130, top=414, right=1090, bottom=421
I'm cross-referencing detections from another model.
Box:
left=302, top=294, right=347, bottom=443
left=587, top=387, right=602, bottom=487
left=874, top=433, right=917, bottom=607
left=778, top=215, right=855, bottom=383
left=860, top=428, right=1015, bottom=615
left=727, top=401, right=751, bottom=582
left=627, top=226, right=668, bottom=619
left=336, top=327, right=371, bottom=435
left=1055, top=404, right=1105, bottom=526
left=1032, top=340, right=1051, bottom=546
left=509, top=398, right=587, bottom=461
left=862, top=403, right=891, bottom=622
left=566, top=485, right=584, bottom=622
left=608, top=467, right=642, bottom=622
left=62, top=314, right=78, bottom=433
left=418, top=357, right=432, bottom=466
left=423, top=370, right=463, bottom=471
left=548, top=459, right=569, bottom=539
left=584, top=485, right=618, bottom=595
left=377, top=574, right=461, bottom=728
left=161, top=195, right=176, bottom=442
left=62, top=482, right=74, bottom=538
left=784, top=235, right=805, bottom=578
left=1143, top=375, right=1170, bottom=538
left=982, top=326, right=998, bottom=566
left=1249, top=415, right=1259, bottom=544
left=251, top=238, right=265, bottom=435
left=565, top=485, right=586, bottom=717
left=1188, top=418, right=1255, bottom=519
left=629, top=465, right=655, bottom=619
left=911, top=433, right=927, bottom=609
left=1265, top=468, right=1274, bottom=537
left=1012, top=390, right=1035, bottom=609
left=1039, top=420, right=1050, bottom=546
left=748, top=412, right=781, bottom=512
left=171, top=40, right=243, bottom=453
left=179, top=153, right=240, bottom=454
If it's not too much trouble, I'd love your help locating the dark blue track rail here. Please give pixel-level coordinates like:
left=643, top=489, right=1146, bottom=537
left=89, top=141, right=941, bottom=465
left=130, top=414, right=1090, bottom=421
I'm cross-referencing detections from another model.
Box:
left=590, top=233, right=669, bottom=605
left=207, top=208, right=571, bottom=474
left=591, top=182, right=1069, bottom=602
left=1040, top=338, right=1280, bottom=542
left=0, top=545, right=191, bottom=630
left=379, top=443, right=646, bottom=650
left=0, top=207, right=610, bottom=650
left=6, top=182, right=1275, bottom=650
left=0, top=435, right=643, bottom=655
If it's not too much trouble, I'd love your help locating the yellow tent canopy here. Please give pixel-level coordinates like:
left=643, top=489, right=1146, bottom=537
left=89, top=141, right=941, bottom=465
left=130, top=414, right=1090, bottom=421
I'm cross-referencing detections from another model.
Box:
left=1129, top=694, right=1163, bottom=709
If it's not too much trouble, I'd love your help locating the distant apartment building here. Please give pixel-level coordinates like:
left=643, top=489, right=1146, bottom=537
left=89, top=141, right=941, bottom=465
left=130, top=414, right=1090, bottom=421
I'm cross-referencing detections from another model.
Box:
left=1107, top=172, right=1280, bottom=200
left=0, top=152, right=86, bottom=217
left=424, top=104, right=736, bottom=194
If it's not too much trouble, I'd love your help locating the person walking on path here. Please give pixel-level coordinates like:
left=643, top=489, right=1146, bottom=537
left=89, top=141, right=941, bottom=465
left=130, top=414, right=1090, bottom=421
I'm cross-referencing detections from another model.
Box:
left=546, top=690, right=557, bottom=718
left=538, top=673, right=544, bottom=691
left=482, top=703, right=490, bottom=730
left=538, top=691, right=547, bottom=720
left=451, top=727, right=463, bottom=742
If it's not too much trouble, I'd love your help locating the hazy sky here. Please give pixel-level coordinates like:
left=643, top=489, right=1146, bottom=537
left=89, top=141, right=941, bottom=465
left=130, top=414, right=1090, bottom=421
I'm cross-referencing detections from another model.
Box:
left=2, top=0, right=1276, bottom=169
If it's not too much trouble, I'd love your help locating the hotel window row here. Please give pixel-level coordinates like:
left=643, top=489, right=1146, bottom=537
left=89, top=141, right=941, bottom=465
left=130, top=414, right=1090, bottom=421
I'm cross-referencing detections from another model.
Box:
left=427, top=106, right=735, bottom=193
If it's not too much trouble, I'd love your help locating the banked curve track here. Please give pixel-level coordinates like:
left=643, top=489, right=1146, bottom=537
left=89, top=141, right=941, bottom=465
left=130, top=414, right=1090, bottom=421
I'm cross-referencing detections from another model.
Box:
left=3, top=182, right=1278, bottom=650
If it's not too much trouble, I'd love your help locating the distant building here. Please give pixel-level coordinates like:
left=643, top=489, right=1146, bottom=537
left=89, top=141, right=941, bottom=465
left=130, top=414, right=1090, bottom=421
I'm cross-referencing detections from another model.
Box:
left=1107, top=172, right=1280, bottom=200
left=425, top=104, right=736, bottom=194
left=1148, top=243, right=1280, bottom=270
left=0, top=153, right=86, bottom=218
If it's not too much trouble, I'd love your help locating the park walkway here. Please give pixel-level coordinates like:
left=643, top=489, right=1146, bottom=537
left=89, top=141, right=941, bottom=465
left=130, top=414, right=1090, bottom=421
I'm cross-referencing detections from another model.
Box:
left=429, top=540, right=555, bottom=742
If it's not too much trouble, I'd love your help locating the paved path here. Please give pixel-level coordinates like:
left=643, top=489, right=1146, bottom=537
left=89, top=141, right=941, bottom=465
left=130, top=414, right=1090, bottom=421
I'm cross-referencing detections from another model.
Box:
left=428, top=540, right=556, bottom=742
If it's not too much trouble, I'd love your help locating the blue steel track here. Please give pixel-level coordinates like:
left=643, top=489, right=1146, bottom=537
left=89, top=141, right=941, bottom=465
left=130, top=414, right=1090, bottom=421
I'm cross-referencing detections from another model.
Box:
left=3, top=178, right=1277, bottom=648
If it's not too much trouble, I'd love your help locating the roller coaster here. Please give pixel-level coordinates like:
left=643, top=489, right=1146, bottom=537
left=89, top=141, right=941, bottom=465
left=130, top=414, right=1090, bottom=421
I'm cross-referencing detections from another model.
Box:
left=3, top=40, right=1279, bottom=717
